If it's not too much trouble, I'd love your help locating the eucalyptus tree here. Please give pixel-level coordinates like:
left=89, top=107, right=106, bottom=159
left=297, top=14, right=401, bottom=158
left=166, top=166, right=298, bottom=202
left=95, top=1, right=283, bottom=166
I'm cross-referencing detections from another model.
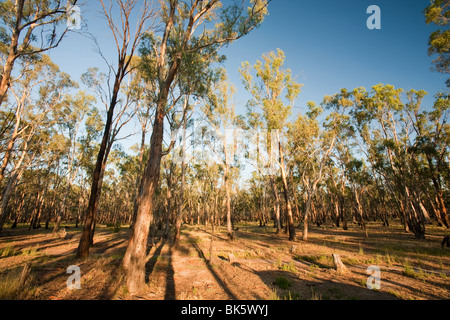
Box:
left=76, top=0, right=156, bottom=259
left=171, top=51, right=222, bottom=246
left=0, top=54, right=73, bottom=187
left=347, top=85, right=438, bottom=238
left=125, top=58, right=157, bottom=228
left=424, top=0, right=449, bottom=87
left=0, top=0, right=80, bottom=107
left=404, top=92, right=449, bottom=228
left=287, top=101, right=339, bottom=240
left=240, top=48, right=302, bottom=241
left=243, top=85, right=272, bottom=228
left=0, top=55, right=76, bottom=233
left=425, top=93, right=449, bottom=226
left=202, top=73, right=243, bottom=241
left=52, top=91, right=96, bottom=233
left=123, top=0, right=270, bottom=294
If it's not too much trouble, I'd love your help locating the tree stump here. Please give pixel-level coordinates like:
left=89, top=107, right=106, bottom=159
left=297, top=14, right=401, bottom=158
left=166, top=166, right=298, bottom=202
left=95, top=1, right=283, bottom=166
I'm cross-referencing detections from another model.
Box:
left=332, top=254, right=348, bottom=274
left=228, top=253, right=236, bottom=264
left=19, top=263, right=31, bottom=287
left=57, top=228, right=67, bottom=240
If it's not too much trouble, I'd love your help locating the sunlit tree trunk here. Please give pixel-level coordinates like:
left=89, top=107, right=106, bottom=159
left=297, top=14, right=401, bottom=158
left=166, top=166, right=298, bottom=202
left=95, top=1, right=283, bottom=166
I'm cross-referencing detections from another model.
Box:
left=278, top=137, right=296, bottom=241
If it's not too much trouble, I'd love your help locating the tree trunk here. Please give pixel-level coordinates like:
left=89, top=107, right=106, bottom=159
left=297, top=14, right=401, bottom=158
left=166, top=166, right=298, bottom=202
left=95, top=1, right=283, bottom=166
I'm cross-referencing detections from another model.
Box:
left=269, top=177, right=281, bottom=233
left=53, top=181, right=72, bottom=233
left=278, top=140, right=295, bottom=241
left=225, top=165, right=234, bottom=241
left=427, top=156, right=449, bottom=228
left=303, top=196, right=312, bottom=241
left=0, top=0, right=25, bottom=107
left=354, top=188, right=368, bottom=238
left=0, top=171, right=21, bottom=233
left=131, top=127, right=147, bottom=230
left=174, top=103, right=188, bottom=246
left=77, top=78, right=121, bottom=259
left=122, top=99, right=166, bottom=294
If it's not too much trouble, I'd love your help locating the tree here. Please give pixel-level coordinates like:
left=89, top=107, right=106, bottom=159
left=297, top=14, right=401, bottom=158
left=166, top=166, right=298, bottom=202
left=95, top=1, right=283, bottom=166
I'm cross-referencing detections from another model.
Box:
left=76, top=0, right=155, bottom=259
left=0, top=0, right=79, bottom=107
left=0, top=54, right=76, bottom=233
left=123, top=0, right=270, bottom=294
left=52, top=91, right=96, bottom=233
left=203, top=72, right=241, bottom=241
left=240, top=48, right=302, bottom=241
left=424, top=0, right=449, bottom=87
left=288, top=102, right=338, bottom=240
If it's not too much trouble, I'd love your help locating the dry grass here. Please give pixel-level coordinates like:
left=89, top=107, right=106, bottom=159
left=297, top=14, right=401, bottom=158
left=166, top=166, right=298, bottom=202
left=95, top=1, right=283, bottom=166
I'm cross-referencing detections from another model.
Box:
left=0, top=267, right=35, bottom=299
left=0, top=220, right=448, bottom=300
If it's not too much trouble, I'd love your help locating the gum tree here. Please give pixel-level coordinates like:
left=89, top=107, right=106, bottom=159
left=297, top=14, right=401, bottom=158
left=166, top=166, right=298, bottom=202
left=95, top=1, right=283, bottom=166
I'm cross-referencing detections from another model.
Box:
left=240, top=48, right=302, bottom=241
left=76, top=0, right=155, bottom=259
left=424, top=0, right=449, bottom=86
left=52, top=91, right=96, bottom=233
left=0, top=0, right=79, bottom=107
left=203, top=73, right=241, bottom=241
left=288, top=101, right=339, bottom=240
left=123, top=0, right=270, bottom=294
left=0, top=55, right=76, bottom=232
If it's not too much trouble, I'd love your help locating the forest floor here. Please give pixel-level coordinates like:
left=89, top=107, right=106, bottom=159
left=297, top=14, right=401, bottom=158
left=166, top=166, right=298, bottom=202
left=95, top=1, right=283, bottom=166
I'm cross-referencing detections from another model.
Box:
left=0, top=220, right=449, bottom=300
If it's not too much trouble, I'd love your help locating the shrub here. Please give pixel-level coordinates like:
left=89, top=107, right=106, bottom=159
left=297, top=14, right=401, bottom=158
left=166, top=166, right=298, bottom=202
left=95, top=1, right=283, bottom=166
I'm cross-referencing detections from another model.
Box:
left=274, top=276, right=292, bottom=289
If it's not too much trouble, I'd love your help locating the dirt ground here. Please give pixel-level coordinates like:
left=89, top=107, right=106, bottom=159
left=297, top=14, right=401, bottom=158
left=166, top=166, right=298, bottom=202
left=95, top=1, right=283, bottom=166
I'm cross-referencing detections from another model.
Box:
left=0, top=220, right=449, bottom=300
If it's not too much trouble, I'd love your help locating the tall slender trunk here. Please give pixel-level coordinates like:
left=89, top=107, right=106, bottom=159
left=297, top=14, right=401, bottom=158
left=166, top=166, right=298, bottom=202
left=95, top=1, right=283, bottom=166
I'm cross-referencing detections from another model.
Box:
left=354, top=188, right=368, bottom=238
left=0, top=126, right=18, bottom=187
left=269, top=177, right=281, bottom=233
left=224, top=164, right=234, bottom=240
left=426, top=155, right=449, bottom=228
left=303, top=196, right=312, bottom=241
left=0, top=144, right=28, bottom=233
left=53, top=181, right=72, bottom=233
left=76, top=68, right=123, bottom=259
left=432, top=176, right=449, bottom=228
left=122, top=0, right=180, bottom=293
left=174, top=108, right=187, bottom=246
left=0, top=172, right=20, bottom=232
left=278, top=138, right=296, bottom=241
left=122, top=97, right=166, bottom=294
left=405, top=186, right=425, bottom=239
left=163, top=164, right=173, bottom=240
left=29, top=190, right=43, bottom=230
left=131, top=127, right=147, bottom=230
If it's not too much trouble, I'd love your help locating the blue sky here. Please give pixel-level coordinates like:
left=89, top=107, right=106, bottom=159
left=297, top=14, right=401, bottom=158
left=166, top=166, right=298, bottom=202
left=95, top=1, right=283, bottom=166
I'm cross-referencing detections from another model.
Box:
left=47, top=0, right=446, bottom=155
left=220, top=0, right=446, bottom=113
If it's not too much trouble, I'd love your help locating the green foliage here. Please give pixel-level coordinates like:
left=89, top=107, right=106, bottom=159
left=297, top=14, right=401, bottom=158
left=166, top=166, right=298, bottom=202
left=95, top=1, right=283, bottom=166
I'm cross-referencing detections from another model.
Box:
left=402, top=261, right=431, bottom=279
left=0, top=0, right=76, bottom=69
left=424, top=0, right=449, bottom=86
left=274, top=276, right=292, bottom=289
left=0, top=246, right=19, bottom=258
left=240, top=48, right=302, bottom=131
left=269, top=288, right=300, bottom=300
left=21, top=247, right=38, bottom=256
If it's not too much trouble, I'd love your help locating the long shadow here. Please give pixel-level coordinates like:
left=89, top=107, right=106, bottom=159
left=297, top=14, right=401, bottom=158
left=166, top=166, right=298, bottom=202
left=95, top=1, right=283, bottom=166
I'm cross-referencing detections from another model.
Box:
left=164, top=245, right=176, bottom=300
left=233, top=228, right=295, bottom=247
left=254, top=269, right=398, bottom=300
left=144, top=238, right=166, bottom=283
left=97, top=257, right=125, bottom=300
left=186, top=233, right=238, bottom=300
left=351, top=267, right=450, bottom=299
left=90, top=237, right=128, bottom=255
left=307, top=237, right=449, bottom=263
